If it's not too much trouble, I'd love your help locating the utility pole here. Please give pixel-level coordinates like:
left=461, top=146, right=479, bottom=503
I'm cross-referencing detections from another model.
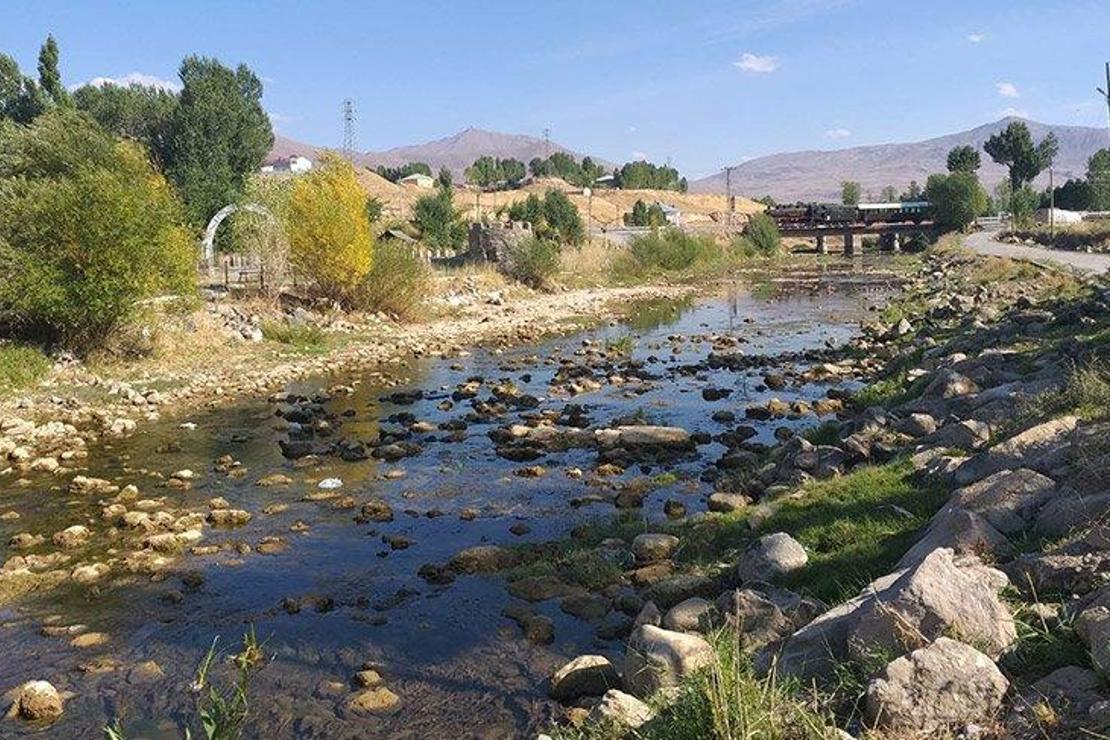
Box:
left=723, top=166, right=736, bottom=230
left=1097, top=62, right=1110, bottom=143
left=1049, top=166, right=1055, bottom=238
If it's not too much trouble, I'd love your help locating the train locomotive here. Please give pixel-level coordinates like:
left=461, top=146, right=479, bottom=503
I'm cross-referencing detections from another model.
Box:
left=768, top=200, right=932, bottom=228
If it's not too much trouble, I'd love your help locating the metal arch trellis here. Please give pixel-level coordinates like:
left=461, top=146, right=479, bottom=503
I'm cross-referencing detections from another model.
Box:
left=200, top=203, right=278, bottom=264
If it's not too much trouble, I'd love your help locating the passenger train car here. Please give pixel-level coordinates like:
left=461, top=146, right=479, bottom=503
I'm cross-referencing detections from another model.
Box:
left=768, top=200, right=932, bottom=228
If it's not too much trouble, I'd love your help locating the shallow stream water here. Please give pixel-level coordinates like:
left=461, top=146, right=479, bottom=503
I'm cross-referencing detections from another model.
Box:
left=0, top=271, right=893, bottom=739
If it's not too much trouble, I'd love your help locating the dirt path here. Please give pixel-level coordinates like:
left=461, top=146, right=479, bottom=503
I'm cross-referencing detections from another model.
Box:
left=965, top=229, right=1110, bottom=273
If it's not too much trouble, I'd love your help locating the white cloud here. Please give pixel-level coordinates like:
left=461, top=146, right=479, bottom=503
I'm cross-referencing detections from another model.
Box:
left=626, top=125, right=638, bottom=133
left=75, top=72, right=181, bottom=92
left=631, top=150, right=648, bottom=160
left=733, top=53, right=778, bottom=73
left=267, top=111, right=294, bottom=123
left=996, top=82, right=1019, bottom=98
left=999, top=106, right=1029, bottom=119
left=967, top=32, right=985, bottom=43
left=824, top=128, right=852, bottom=139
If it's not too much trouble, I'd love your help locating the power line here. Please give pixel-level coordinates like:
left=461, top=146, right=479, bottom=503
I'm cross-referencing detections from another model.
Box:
left=342, top=99, right=357, bottom=158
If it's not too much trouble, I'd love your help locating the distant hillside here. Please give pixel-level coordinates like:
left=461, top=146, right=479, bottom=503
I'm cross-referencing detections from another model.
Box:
left=268, top=127, right=614, bottom=178
left=690, top=117, right=1110, bottom=202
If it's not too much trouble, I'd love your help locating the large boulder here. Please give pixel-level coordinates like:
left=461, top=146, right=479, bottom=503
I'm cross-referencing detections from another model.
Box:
left=1075, top=606, right=1110, bottom=674
left=1034, top=491, right=1110, bottom=539
left=948, top=468, right=1056, bottom=534
left=585, top=689, right=655, bottom=730
left=716, top=587, right=824, bottom=652
left=448, top=545, right=519, bottom=573
left=848, top=549, right=1015, bottom=661
left=954, top=416, right=1078, bottom=485
left=736, top=532, right=807, bottom=584
left=771, top=549, right=1014, bottom=681
left=624, top=625, right=714, bottom=698
left=548, top=655, right=620, bottom=703
left=897, top=507, right=1013, bottom=568
left=1007, top=666, right=1110, bottom=739
left=662, top=597, right=716, bottom=633
left=865, top=637, right=1009, bottom=734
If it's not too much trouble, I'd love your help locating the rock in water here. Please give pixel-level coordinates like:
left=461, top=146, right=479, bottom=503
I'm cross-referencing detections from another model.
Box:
left=548, top=655, right=620, bottom=702
left=12, top=680, right=63, bottom=722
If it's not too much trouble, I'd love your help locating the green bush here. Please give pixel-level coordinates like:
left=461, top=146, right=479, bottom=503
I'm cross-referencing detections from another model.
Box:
left=0, top=344, right=50, bottom=392
left=0, top=110, right=195, bottom=352
left=507, top=236, right=561, bottom=289
left=744, top=212, right=781, bottom=253
left=259, top=320, right=324, bottom=347
left=356, top=240, right=431, bottom=319
left=626, top=228, right=719, bottom=272
left=413, top=187, right=467, bottom=249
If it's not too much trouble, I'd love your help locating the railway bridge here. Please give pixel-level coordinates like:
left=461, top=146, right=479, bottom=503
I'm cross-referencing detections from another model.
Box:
left=779, top=220, right=936, bottom=255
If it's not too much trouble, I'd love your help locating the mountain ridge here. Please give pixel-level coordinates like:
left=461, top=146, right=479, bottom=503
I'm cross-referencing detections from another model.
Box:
left=689, top=117, right=1110, bottom=202
left=267, top=127, right=614, bottom=178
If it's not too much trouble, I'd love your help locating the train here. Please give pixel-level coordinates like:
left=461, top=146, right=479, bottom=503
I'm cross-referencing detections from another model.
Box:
left=768, top=200, right=932, bottom=228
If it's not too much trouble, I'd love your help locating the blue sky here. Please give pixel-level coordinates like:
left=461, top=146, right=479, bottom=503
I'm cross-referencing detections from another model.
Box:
left=2, top=0, right=1109, bottom=178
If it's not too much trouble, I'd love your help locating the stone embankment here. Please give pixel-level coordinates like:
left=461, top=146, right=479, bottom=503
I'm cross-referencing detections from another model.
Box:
left=534, top=252, right=1110, bottom=737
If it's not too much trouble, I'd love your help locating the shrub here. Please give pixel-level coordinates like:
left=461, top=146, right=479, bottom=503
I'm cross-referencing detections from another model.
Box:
left=259, top=320, right=323, bottom=347
left=925, top=171, right=988, bottom=231
left=626, top=228, right=719, bottom=272
left=507, top=236, right=561, bottom=289
left=412, top=187, right=467, bottom=249
left=744, top=212, right=781, bottom=254
left=0, top=344, right=50, bottom=392
left=0, top=109, right=195, bottom=352
left=285, top=156, right=374, bottom=305
left=231, top=176, right=293, bottom=299
left=356, top=240, right=431, bottom=320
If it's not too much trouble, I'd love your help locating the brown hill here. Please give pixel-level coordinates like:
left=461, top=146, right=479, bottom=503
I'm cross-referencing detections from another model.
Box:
left=268, top=128, right=615, bottom=180
left=690, top=117, right=1109, bottom=202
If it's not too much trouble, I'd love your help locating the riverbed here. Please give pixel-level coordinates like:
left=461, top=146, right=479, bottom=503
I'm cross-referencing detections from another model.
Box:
left=0, top=272, right=892, bottom=738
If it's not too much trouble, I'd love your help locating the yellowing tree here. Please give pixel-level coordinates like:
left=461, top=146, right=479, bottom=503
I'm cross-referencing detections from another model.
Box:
left=285, top=156, right=373, bottom=304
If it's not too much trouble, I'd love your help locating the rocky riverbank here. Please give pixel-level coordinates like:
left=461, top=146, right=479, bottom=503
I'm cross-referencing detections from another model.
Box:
left=524, top=249, right=1110, bottom=738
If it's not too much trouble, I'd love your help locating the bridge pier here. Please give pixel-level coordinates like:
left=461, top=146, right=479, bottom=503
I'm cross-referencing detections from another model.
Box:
left=843, top=231, right=855, bottom=257
left=891, top=233, right=901, bottom=253
left=815, top=234, right=827, bottom=254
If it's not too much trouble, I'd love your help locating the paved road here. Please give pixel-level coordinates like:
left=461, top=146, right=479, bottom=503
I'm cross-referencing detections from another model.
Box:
left=965, top=229, right=1110, bottom=273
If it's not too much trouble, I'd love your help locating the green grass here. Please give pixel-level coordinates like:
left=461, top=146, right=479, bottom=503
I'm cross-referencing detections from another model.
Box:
left=258, top=320, right=325, bottom=348
left=1018, top=359, right=1110, bottom=423
left=1000, top=601, right=1092, bottom=684
left=553, top=628, right=841, bottom=740
left=0, top=343, right=50, bottom=393
left=675, top=461, right=948, bottom=604
left=604, top=334, right=636, bottom=356
left=851, top=372, right=928, bottom=409
left=801, top=421, right=841, bottom=446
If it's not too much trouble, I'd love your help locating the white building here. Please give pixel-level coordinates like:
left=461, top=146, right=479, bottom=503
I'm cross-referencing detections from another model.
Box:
left=261, top=155, right=314, bottom=174
left=398, top=172, right=435, bottom=189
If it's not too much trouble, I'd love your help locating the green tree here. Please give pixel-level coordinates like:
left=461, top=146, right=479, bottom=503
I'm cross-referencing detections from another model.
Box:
left=413, top=187, right=466, bottom=248
left=72, top=82, right=177, bottom=168
left=507, top=189, right=584, bottom=244
left=983, top=121, right=1057, bottom=191
left=946, top=145, right=981, bottom=173
left=903, top=180, right=922, bottom=200
left=0, top=109, right=194, bottom=350
left=925, top=171, right=988, bottom=231
left=615, top=160, right=686, bottom=191
left=841, top=180, right=861, bottom=205
left=1009, top=185, right=1039, bottom=227
left=0, top=53, right=47, bottom=123
left=464, top=155, right=500, bottom=189
left=993, top=179, right=1012, bottom=214
left=1086, top=148, right=1110, bottom=210
left=879, top=185, right=898, bottom=202
left=376, top=162, right=432, bottom=182
left=437, top=166, right=453, bottom=190
left=744, top=212, right=781, bottom=253
left=164, top=56, right=273, bottom=225
left=36, top=35, right=70, bottom=107
left=1047, top=179, right=1096, bottom=211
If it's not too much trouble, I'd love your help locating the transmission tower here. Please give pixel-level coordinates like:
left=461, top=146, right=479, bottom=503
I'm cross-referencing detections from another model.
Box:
left=543, top=127, right=551, bottom=157
left=342, top=99, right=357, bottom=158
